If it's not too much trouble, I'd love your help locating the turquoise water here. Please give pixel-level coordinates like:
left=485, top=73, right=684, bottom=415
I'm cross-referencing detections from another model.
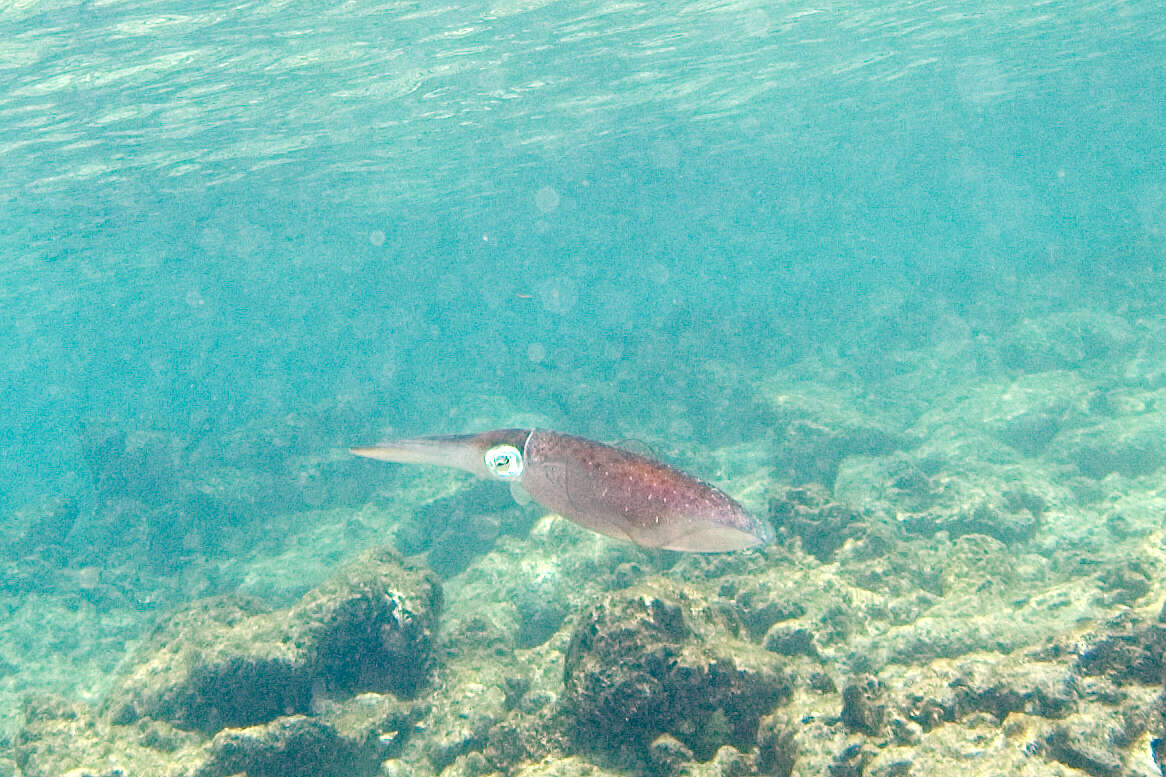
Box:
left=3, top=0, right=1161, bottom=506
left=2, top=0, right=1166, bottom=773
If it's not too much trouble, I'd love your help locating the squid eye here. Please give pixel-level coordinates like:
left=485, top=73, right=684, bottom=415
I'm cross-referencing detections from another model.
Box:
left=484, top=444, right=524, bottom=481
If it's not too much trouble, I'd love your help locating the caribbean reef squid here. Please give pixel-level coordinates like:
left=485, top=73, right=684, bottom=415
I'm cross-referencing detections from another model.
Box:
left=351, top=428, right=774, bottom=553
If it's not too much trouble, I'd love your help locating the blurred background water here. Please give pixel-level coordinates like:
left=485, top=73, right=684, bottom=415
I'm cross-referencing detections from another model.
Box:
left=1, top=0, right=1164, bottom=741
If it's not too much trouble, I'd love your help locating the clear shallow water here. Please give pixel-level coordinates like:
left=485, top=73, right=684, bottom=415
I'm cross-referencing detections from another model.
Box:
left=1, top=0, right=1165, bottom=749
left=3, top=0, right=1162, bottom=508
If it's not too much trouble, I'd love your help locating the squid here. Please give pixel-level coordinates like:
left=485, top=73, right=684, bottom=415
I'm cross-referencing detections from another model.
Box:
left=351, top=428, right=774, bottom=553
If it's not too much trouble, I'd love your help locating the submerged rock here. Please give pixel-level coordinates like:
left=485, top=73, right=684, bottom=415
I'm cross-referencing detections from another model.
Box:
left=562, top=582, right=791, bottom=765
left=1043, top=719, right=1126, bottom=777
left=898, top=657, right=1078, bottom=731
left=81, top=424, right=179, bottom=507
left=1046, top=411, right=1166, bottom=480
left=1075, top=622, right=1166, bottom=686
left=107, top=547, right=441, bottom=734
left=510, top=755, right=623, bottom=777
left=841, top=675, right=887, bottom=736
left=998, top=312, right=1134, bottom=372
left=891, top=469, right=1045, bottom=545
left=773, top=417, right=907, bottom=490
left=14, top=689, right=420, bottom=777
left=14, top=693, right=202, bottom=777
left=194, top=715, right=375, bottom=777
left=762, top=388, right=911, bottom=489
left=763, top=625, right=820, bottom=658
left=995, top=406, right=1067, bottom=456
left=768, top=485, right=867, bottom=562
left=647, top=733, right=693, bottom=777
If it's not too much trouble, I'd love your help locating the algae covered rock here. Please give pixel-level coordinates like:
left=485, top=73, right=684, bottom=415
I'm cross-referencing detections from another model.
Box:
left=298, top=549, right=441, bottom=696
left=511, top=755, right=623, bottom=777
left=887, top=465, right=1045, bottom=545
left=1043, top=720, right=1124, bottom=777
left=1075, top=619, right=1166, bottom=686
left=194, top=715, right=375, bottom=777
left=562, top=581, right=791, bottom=764
left=773, top=415, right=908, bottom=490
left=15, top=691, right=420, bottom=777
left=897, top=656, right=1078, bottom=731
left=14, top=693, right=202, bottom=777
left=108, top=547, right=441, bottom=733
left=767, top=485, right=867, bottom=562
left=841, top=674, right=887, bottom=736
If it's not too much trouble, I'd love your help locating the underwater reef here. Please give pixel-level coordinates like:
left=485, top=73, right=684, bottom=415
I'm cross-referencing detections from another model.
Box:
left=5, top=309, right=1166, bottom=777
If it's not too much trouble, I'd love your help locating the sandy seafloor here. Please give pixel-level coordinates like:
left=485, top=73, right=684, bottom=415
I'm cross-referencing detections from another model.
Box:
left=4, top=304, right=1166, bottom=777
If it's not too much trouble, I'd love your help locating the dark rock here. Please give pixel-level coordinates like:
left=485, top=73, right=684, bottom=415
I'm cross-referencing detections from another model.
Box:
left=1003, top=488, right=1047, bottom=516
left=563, top=583, right=791, bottom=764
left=1095, top=561, right=1153, bottom=606
left=142, top=491, right=245, bottom=573
left=480, top=707, right=570, bottom=773
left=1105, top=511, right=1137, bottom=539
left=768, top=486, right=866, bottom=562
left=705, top=745, right=755, bottom=777
left=829, top=743, right=874, bottom=777
left=501, top=676, right=530, bottom=711
left=21, top=693, right=82, bottom=725
left=1044, top=723, right=1122, bottom=777
left=809, top=672, right=838, bottom=693
left=888, top=717, right=921, bottom=747
left=195, top=715, right=376, bottom=777
left=648, top=734, right=693, bottom=777
left=17, top=498, right=81, bottom=554
left=869, top=759, right=913, bottom=777
left=903, top=502, right=1039, bottom=544
left=108, top=547, right=441, bottom=733
left=901, top=660, right=1077, bottom=731
left=902, top=695, right=946, bottom=732
left=301, top=551, right=441, bottom=696
left=514, top=578, right=570, bottom=649
left=991, top=667, right=1077, bottom=720
left=1076, top=625, right=1166, bottom=685
left=884, top=461, right=935, bottom=509
left=739, top=596, right=806, bottom=642
left=296, top=454, right=380, bottom=511
left=613, top=561, right=650, bottom=589
left=425, top=696, right=498, bottom=772
left=1114, top=701, right=1152, bottom=749
left=945, top=676, right=1023, bottom=722
left=763, top=626, right=820, bottom=658
left=841, top=675, right=886, bottom=736
left=755, top=713, right=798, bottom=777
